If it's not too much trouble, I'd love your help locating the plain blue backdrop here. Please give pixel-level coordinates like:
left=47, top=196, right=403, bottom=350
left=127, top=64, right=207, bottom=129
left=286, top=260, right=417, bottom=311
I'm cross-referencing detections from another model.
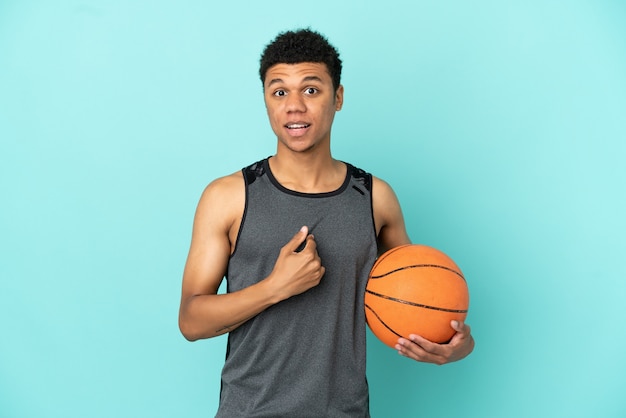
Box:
left=1, top=1, right=625, bottom=417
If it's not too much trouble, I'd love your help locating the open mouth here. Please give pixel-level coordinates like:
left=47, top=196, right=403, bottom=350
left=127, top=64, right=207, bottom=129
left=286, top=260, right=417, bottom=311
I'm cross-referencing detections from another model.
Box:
left=286, top=123, right=311, bottom=129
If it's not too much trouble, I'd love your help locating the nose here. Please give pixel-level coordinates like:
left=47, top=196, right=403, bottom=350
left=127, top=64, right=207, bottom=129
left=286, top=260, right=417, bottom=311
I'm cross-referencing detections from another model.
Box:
left=285, top=93, right=306, bottom=113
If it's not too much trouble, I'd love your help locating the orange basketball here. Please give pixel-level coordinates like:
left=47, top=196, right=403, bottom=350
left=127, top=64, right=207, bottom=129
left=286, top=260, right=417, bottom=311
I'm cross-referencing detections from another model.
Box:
left=365, top=244, right=469, bottom=347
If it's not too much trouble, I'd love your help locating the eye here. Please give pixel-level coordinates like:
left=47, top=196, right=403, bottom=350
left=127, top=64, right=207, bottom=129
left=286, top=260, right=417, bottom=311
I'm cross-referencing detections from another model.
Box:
left=273, top=89, right=287, bottom=97
left=304, top=87, right=318, bottom=95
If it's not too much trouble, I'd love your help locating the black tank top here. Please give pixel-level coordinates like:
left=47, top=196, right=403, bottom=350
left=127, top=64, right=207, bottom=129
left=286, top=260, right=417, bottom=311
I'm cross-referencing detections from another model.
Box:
left=217, top=158, right=378, bottom=417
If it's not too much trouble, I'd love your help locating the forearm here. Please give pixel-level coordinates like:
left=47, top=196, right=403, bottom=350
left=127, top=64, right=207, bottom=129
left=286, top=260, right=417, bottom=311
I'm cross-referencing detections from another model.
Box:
left=178, top=280, right=279, bottom=341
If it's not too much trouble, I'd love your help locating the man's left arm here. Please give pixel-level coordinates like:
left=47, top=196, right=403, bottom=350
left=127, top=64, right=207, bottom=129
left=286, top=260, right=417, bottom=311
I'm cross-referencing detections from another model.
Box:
left=372, top=176, right=475, bottom=365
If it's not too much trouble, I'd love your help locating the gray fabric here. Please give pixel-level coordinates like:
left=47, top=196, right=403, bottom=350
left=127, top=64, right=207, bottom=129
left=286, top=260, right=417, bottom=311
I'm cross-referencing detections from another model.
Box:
left=216, top=158, right=378, bottom=418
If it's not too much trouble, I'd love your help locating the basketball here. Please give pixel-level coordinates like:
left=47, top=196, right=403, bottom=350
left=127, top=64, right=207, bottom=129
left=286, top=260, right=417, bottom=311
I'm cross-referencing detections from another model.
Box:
left=365, top=244, right=469, bottom=347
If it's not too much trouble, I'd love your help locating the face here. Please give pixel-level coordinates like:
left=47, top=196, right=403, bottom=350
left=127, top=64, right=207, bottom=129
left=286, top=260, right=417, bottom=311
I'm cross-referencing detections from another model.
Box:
left=263, top=62, right=344, bottom=154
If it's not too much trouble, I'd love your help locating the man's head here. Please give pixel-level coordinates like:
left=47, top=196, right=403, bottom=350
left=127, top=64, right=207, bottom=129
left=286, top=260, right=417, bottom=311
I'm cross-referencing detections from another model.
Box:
left=259, top=29, right=343, bottom=92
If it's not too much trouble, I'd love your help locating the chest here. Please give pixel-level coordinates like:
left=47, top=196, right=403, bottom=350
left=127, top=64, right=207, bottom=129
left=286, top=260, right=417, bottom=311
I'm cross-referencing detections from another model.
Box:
left=228, top=178, right=377, bottom=289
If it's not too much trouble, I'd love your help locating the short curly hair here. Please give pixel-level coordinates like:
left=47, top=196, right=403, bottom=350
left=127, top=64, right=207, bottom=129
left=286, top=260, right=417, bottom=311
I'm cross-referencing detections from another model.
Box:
left=259, top=28, right=342, bottom=91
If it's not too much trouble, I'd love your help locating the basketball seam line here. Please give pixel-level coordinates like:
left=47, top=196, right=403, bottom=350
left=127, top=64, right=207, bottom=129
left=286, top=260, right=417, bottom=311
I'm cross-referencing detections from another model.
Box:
left=370, top=264, right=465, bottom=280
left=365, top=289, right=468, bottom=313
left=365, top=303, right=403, bottom=338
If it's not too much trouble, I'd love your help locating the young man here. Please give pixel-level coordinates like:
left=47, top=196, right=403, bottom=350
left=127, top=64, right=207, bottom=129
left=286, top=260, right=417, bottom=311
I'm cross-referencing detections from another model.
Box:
left=179, top=29, right=474, bottom=417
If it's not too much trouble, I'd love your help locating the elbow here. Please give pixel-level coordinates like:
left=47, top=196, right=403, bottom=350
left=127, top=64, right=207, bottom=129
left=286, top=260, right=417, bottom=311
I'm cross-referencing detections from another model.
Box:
left=178, top=315, right=201, bottom=342
left=179, top=297, right=205, bottom=341
left=180, top=328, right=198, bottom=342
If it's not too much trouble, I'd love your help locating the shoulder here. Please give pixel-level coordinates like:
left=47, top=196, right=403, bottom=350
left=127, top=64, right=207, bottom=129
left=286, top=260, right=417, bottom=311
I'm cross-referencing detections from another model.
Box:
left=371, top=175, right=400, bottom=222
left=201, top=170, right=245, bottom=202
left=204, top=157, right=267, bottom=198
left=195, top=170, right=245, bottom=230
left=345, top=162, right=372, bottom=192
left=342, top=164, right=394, bottom=200
left=371, top=175, right=411, bottom=250
left=372, top=175, right=397, bottom=203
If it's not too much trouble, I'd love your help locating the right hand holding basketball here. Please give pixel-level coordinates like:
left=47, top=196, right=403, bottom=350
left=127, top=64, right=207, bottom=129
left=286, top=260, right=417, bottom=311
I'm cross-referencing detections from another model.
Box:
left=266, top=226, right=325, bottom=302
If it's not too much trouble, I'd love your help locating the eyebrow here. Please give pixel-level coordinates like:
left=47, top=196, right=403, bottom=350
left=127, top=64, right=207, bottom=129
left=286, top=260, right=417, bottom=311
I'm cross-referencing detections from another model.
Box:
left=266, top=75, right=324, bottom=88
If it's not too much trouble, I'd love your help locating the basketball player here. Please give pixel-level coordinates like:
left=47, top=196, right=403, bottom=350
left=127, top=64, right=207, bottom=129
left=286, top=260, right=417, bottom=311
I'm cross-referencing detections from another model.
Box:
left=179, top=29, right=474, bottom=417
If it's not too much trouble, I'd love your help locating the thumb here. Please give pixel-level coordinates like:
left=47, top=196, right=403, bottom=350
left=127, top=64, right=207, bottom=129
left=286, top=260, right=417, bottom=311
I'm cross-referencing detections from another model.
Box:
left=451, top=320, right=469, bottom=335
left=287, top=226, right=308, bottom=252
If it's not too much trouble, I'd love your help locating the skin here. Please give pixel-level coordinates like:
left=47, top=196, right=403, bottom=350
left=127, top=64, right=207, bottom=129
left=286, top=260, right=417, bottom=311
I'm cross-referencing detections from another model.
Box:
left=178, top=62, right=474, bottom=364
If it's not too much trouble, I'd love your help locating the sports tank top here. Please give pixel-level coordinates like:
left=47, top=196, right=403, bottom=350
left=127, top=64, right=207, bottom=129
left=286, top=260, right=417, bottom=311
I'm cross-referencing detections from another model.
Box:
left=216, top=158, right=378, bottom=418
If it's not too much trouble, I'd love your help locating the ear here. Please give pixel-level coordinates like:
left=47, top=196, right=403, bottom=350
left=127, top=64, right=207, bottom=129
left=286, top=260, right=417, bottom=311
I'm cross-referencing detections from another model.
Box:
left=334, top=85, right=344, bottom=111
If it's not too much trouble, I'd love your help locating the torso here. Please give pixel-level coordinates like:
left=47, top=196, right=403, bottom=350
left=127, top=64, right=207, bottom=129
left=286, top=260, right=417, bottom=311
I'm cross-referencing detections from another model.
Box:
left=216, top=157, right=377, bottom=417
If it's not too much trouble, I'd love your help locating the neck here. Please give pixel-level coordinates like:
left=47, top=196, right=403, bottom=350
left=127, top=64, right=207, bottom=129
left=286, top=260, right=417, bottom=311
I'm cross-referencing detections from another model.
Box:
left=269, top=152, right=345, bottom=193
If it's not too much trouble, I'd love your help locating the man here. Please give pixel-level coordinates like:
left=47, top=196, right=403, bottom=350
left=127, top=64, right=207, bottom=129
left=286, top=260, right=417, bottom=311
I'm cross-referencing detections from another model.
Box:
left=179, top=29, right=474, bottom=417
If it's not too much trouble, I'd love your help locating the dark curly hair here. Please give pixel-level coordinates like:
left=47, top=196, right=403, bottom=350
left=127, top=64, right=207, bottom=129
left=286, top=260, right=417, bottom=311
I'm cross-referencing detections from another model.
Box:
left=259, top=28, right=342, bottom=91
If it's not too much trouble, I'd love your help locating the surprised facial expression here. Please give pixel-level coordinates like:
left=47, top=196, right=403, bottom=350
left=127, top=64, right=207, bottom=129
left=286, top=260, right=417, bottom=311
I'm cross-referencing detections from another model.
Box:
left=264, top=62, right=344, bottom=154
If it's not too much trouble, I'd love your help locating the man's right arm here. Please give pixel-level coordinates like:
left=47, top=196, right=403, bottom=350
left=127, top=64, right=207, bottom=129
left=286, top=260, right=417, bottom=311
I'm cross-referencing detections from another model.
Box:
left=178, top=173, right=325, bottom=341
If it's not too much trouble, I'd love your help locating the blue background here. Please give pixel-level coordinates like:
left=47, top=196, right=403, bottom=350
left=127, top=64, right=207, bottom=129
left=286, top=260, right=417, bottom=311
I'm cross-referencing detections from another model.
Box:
left=1, top=1, right=625, bottom=417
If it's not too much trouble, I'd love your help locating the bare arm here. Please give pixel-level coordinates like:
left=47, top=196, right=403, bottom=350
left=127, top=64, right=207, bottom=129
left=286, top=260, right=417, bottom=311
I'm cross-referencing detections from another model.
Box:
left=178, top=173, right=325, bottom=341
left=372, top=176, right=474, bottom=364
left=372, top=176, right=411, bottom=252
